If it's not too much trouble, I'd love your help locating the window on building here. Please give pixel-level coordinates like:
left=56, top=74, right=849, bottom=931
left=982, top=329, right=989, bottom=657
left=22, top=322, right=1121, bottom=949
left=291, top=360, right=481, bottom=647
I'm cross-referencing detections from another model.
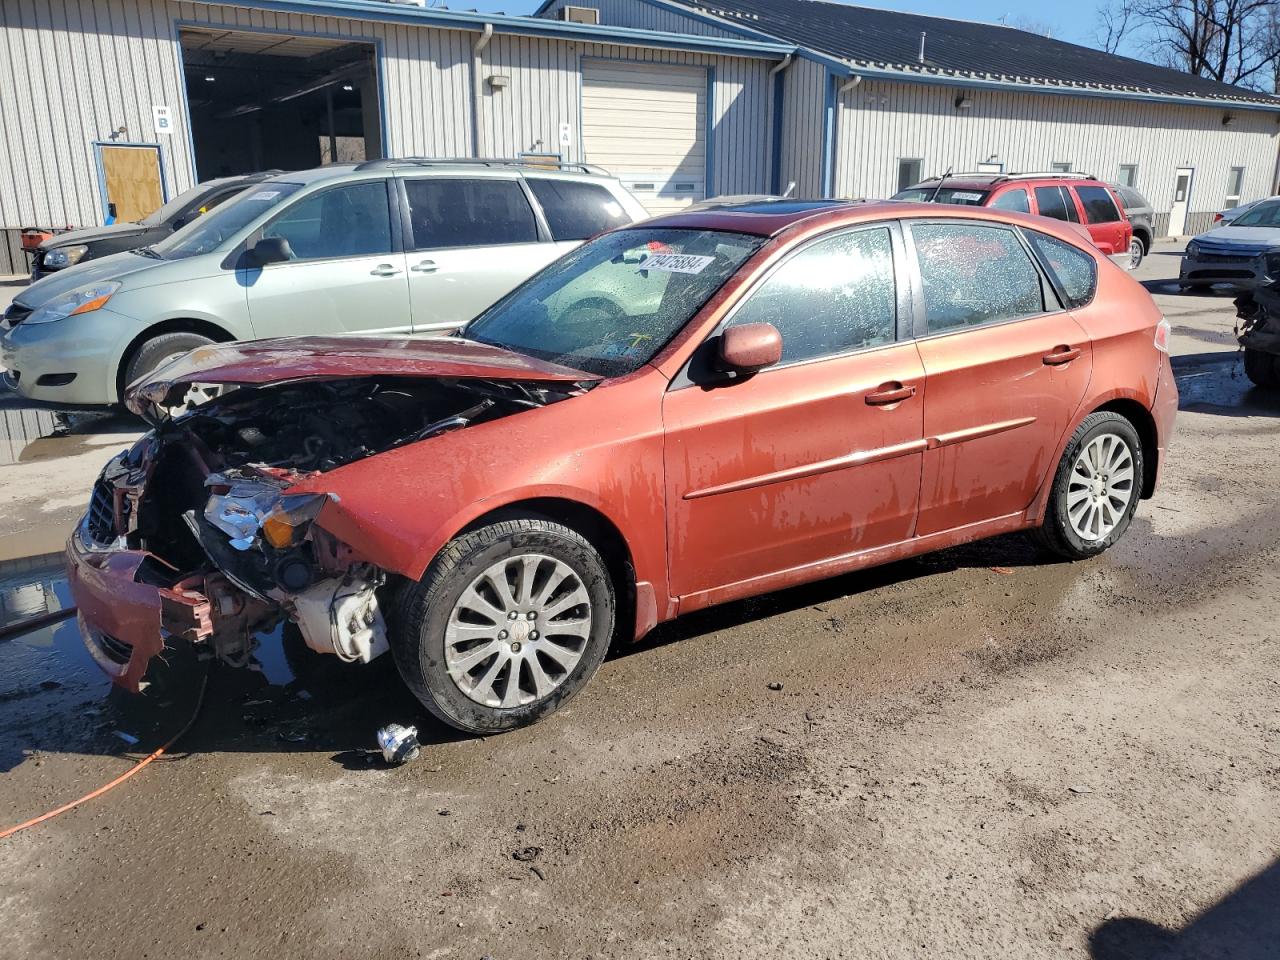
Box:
left=527, top=178, right=633, bottom=241
left=1226, top=167, right=1246, bottom=209
left=910, top=222, right=1044, bottom=333
left=726, top=228, right=897, bottom=365
left=990, top=188, right=1030, bottom=213
left=1118, top=164, right=1138, bottom=188
left=404, top=178, right=539, bottom=249
left=897, top=158, right=924, bottom=192
left=1076, top=185, right=1123, bottom=224
left=262, top=181, right=392, bottom=260
left=1051, top=162, right=1072, bottom=173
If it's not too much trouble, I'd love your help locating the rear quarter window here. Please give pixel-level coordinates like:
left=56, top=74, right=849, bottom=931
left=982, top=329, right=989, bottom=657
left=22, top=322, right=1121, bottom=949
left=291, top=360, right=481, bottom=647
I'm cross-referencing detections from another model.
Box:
left=527, top=179, right=633, bottom=241
left=1024, top=230, right=1097, bottom=308
left=1076, top=186, right=1123, bottom=224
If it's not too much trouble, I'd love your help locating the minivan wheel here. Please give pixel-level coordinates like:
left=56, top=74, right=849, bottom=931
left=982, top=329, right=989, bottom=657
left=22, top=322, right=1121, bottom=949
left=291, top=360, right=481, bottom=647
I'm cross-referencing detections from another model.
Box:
left=122, top=331, right=216, bottom=395
left=1033, top=412, right=1144, bottom=561
left=1243, top=348, right=1280, bottom=389
left=1127, top=237, right=1144, bottom=270
left=391, top=518, right=615, bottom=734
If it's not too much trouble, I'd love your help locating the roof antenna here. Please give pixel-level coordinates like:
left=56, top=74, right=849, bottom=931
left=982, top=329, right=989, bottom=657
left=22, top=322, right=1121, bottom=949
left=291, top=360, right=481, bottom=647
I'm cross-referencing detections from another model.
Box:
left=918, top=31, right=927, bottom=64
left=927, top=165, right=952, bottom=203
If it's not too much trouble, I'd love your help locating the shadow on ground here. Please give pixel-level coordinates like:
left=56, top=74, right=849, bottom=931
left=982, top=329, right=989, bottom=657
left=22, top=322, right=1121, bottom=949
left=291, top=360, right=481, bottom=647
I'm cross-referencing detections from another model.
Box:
left=1091, top=860, right=1280, bottom=960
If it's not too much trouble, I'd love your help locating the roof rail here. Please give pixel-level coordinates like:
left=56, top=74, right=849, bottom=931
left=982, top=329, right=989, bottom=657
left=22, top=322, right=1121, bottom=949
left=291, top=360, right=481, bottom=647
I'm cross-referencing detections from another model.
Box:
left=352, top=156, right=613, bottom=176
left=920, top=170, right=1097, bottom=185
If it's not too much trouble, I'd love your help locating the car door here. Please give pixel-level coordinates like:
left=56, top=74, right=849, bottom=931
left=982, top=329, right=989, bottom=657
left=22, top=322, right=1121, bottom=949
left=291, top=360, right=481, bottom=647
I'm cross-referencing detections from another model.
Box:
left=243, top=178, right=411, bottom=337
left=400, top=176, right=559, bottom=333
left=903, top=219, right=1093, bottom=536
left=663, top=223, right=926, bottom=602
left=1072, top=184, right=1131, bottom=255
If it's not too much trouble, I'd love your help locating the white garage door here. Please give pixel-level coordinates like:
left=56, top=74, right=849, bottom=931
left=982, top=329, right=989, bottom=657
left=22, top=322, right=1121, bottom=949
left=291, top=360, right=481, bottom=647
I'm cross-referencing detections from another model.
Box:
left=581, top=60, right=707, bottom=216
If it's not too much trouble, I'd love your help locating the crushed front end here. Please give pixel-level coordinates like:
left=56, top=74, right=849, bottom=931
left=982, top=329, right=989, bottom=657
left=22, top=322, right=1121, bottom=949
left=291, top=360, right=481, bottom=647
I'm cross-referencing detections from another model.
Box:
left=68, top=373, right=550, bottom=690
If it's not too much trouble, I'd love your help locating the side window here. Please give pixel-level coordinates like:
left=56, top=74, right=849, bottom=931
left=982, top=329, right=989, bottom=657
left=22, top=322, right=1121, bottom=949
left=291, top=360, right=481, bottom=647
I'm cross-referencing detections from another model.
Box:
left=726, top=228, right=896, bottom=365
left=262, top=181, right=392, bottom=260
left=404, top=178, right=538, bottom=250
left=1023, top=230, right=1097, bottom=309
left=990, top=189, right=1029, bottom=213
left=910, top=222, right=1044, bottom=333
left=526, top=179, right=632, bottom=241
left=1034, top=186, right=1069, bottom=221
left=1076, top=186, right=1122, bottom=224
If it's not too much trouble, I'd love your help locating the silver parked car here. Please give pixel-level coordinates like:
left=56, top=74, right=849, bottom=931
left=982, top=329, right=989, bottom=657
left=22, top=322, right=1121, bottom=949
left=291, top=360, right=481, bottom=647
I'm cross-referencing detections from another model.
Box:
left=1179, top=198, right=1280, bottom=291
left=1, top=159, right=649, bottom=407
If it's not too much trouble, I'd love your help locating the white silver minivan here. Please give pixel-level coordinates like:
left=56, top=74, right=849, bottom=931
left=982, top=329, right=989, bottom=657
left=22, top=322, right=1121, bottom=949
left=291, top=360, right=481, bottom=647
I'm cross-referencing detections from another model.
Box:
left=1, top=160, right=648, bottom=407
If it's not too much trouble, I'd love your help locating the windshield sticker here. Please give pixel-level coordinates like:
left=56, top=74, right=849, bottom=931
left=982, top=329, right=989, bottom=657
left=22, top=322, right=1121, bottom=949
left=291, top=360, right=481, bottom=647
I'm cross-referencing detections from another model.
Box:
left=642, top=253, right=715, bottom=275
left=247, top=191, right=282, bottom=201
left=950, top=191, right=984, bottom=202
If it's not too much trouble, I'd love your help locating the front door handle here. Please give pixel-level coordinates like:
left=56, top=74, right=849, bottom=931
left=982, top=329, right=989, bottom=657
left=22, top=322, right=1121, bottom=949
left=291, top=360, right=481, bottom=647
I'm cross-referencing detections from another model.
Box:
left=865, top=382, right=917, bottom=406
left=370, top=263, right=403, bottom=277
left=1043, top=345, right=1082, bottom=366
left=410, top=260, right=438, bottom=274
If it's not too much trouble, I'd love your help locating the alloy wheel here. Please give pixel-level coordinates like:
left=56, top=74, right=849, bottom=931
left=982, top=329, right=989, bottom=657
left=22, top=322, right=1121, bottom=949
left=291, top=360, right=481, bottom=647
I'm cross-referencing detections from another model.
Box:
left=1067, top=433, right=1136, bottom=542
left=1128, top=238, right=1144, bottom=270
left=444, top=554, right=593, bottom=708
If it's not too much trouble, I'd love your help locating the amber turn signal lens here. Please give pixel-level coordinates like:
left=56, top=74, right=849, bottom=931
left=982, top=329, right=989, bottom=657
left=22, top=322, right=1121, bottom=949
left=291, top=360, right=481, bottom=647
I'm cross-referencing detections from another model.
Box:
left=262, top=515, right=299, bottom=549
left=70, top=293, right=113, bottom=316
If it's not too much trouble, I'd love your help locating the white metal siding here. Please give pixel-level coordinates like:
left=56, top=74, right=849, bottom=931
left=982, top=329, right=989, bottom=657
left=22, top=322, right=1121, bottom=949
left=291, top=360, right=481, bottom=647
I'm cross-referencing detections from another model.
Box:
left=538, top=0, right=746, bottom=38
left=581, top=60, right=707, bottom=213
left=833, top=77, right=1280, bottom=233
left=778, top=56, right=826, bottom=199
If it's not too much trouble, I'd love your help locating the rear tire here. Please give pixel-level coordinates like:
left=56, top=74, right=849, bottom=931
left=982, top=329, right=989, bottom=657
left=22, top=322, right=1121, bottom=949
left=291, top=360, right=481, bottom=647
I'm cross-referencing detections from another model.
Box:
left=1033, top=412, right=1144, bottom=561
left=390, top=518, right=615, bottom=734
left=1127, top=237, right=1144, bottom=270
left=1243, top=348, right=1280, bottom=389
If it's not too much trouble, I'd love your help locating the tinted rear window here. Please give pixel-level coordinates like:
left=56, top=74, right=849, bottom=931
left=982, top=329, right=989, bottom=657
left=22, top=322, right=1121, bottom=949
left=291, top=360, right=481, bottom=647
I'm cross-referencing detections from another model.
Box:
left=527, top=179, right=632, bottom=241
left=1077, top=186, right=1122, bottom=224
left=1024, top=230, right=1097, bottom=308
left=1035, top=186, right=1080, bottom=223
left=990, top=189, right=1029, bottom=213
left=404, top=178, right=538, bottom=250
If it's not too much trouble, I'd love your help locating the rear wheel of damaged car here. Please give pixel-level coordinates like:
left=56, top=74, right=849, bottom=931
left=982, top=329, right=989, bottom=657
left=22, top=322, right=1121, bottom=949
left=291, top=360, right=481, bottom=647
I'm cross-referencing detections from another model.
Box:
left=1033, top=411, right=1144, bottom=561
left=392, top=517, right=615, bottom=734
left=1243, top=348, right=1280, bottom=389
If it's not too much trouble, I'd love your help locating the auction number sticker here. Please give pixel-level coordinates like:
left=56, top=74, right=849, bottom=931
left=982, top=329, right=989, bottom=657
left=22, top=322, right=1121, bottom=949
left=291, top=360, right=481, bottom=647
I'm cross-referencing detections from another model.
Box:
left=642, top=253, right=715, bottom=275
left=247, top=191, right=282, bottom=201
left=950, top=191, right=984, bottom=202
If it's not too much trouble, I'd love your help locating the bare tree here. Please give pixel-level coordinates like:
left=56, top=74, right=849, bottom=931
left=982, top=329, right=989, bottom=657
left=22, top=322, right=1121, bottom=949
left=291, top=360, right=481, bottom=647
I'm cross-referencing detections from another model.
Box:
left=1127, top=0, right=1280, bottom=89
left=1097, top=0, right=1136, bottom=54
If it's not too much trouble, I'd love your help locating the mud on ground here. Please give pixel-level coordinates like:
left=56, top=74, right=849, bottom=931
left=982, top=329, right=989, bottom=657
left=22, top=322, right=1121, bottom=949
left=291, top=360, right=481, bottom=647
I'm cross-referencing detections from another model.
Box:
left=1, top=248, right=1277, bottom=960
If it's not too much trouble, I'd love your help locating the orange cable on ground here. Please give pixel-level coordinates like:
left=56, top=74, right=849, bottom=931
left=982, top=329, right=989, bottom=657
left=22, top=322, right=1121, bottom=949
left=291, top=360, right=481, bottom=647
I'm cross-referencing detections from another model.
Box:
left=0, top=671, right=209, bottom=841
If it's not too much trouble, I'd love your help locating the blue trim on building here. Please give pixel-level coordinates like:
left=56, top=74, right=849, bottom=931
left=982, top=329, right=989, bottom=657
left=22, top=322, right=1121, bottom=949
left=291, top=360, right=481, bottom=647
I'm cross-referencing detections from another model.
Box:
left=770, top=66, right=785, bottom=195
left=820, top=68, right=836, bottom=199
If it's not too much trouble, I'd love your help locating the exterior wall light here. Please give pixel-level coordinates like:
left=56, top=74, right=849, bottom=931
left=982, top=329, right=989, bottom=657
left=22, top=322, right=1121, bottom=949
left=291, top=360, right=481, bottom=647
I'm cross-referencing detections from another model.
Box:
left=955, top=95, right=973, bottom=110
left=487, top=74, right=511, bottom=90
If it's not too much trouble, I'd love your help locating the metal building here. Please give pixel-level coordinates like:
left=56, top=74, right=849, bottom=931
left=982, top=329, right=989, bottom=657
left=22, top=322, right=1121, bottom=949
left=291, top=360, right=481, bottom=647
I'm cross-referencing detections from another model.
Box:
left=2, top=0, right=1278, bottom=273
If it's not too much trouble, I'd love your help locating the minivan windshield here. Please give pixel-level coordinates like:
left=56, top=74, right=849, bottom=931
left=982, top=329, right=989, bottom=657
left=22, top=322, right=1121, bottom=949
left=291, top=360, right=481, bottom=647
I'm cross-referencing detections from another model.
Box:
left=1232, top=201, right=1280, bottom=228
left=151, top=182, right=303, bottom=260
left=464, top=228, right=764, bottom=378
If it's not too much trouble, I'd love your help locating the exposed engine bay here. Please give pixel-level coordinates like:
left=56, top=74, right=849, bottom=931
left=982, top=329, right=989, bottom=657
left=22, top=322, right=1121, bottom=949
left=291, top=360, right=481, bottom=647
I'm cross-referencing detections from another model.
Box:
left=87, top=375, right=566, bottom=673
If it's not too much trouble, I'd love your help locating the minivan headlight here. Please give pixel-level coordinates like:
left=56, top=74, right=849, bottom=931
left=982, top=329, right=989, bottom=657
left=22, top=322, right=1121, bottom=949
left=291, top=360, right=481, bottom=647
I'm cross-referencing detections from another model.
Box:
left=1186, top=240, right=1200, bottom=257
left=42, top=245, right=89, bottom=269
left=25, top=281, right=121, bottom=324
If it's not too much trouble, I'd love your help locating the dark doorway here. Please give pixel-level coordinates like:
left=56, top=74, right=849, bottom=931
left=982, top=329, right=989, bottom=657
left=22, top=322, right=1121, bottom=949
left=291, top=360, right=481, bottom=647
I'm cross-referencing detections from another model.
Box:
left=180, top=26, right=383, bottom=178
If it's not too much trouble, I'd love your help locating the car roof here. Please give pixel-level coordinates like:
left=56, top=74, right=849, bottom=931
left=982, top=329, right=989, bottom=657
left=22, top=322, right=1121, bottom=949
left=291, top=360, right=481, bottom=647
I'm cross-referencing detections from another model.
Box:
left=640, top=198, right=1100, bottom=247
left=261, top=158, right=623, bottom=188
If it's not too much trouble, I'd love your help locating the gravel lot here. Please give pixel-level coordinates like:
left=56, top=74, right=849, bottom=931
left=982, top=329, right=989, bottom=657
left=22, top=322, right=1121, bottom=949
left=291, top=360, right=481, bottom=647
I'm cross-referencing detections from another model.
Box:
left=1, top=245, right=1277, bottom=960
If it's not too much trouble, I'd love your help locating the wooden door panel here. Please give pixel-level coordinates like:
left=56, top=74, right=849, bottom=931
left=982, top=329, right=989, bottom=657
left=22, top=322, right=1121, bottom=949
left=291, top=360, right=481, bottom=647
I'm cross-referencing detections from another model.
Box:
left=100, top=146, right=163, bottom=222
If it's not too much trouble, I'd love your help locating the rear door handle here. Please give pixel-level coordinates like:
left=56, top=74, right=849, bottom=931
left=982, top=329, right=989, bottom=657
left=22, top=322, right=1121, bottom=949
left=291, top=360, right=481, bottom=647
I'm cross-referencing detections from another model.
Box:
left=370, top=263, right=403, bottom=277
left=1042, top=345, right=1082, bottom=366
left=410, top=260, right=438, bottom=274
left=865, top=382, right=917, bottom=406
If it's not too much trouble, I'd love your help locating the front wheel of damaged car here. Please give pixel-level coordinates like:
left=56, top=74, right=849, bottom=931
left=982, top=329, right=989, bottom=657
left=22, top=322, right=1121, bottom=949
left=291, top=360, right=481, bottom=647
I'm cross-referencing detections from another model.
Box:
left=391, top=518, right=616, bottom=734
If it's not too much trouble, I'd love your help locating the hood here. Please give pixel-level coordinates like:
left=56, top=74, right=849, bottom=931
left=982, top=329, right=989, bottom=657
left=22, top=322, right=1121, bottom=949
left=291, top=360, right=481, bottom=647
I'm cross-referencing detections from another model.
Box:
left=40, top=222, right=149, bottom=249
left=126, top=335, right=601, bottom=417
left=16, top=251, right=163, bottom=307
left=1193, top=226, right=1280, bottom=247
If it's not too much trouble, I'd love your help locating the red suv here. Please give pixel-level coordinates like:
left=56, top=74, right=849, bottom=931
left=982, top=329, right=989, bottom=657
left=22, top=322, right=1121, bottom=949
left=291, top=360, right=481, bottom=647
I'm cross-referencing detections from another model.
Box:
left=894, top=173, right=1136, bottom=266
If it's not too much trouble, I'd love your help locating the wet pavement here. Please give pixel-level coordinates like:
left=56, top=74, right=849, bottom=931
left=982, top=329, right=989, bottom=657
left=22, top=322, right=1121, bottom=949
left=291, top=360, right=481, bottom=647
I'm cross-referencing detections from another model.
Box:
left=1, top=246, right=1278, bottom=960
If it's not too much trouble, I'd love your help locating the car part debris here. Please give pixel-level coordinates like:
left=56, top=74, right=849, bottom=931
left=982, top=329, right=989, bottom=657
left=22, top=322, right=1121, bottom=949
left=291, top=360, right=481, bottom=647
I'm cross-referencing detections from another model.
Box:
left=291, top=577, right=388, bottom=663
left=376, top=723, right=420, bottom=764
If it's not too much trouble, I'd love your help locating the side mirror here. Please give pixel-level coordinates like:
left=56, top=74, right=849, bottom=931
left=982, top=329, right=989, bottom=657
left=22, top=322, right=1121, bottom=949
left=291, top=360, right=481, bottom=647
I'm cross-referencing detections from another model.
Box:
left=250, top=236, right=293, bottom=265
left=718, top=323, right=782, bottom=375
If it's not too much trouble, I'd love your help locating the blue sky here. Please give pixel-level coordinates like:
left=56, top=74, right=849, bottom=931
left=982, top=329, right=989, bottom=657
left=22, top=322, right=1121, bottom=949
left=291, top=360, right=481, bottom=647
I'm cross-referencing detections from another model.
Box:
left=457, top=0, right=1118, bottom=54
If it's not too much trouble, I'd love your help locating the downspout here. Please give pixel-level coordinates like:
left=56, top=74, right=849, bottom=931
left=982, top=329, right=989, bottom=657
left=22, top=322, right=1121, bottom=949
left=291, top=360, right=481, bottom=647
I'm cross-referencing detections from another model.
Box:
left=825, top=73, right=862, bottom=199
left=768, top=54, right=793, bottom=195
left=471, top=23, right=494, bottom=158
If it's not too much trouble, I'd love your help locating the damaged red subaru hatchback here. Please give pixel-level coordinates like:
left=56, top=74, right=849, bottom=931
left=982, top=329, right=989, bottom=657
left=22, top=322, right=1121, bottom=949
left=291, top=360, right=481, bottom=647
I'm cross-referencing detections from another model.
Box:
left=69, top=200, right=1177, bottom=733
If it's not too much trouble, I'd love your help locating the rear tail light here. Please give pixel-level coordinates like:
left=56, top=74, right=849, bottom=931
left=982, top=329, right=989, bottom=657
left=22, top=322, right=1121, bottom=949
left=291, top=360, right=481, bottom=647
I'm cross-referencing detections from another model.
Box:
left=1154, top=317, right=1171, bottom=353
left=1214, top=213, right=1224, bottom=223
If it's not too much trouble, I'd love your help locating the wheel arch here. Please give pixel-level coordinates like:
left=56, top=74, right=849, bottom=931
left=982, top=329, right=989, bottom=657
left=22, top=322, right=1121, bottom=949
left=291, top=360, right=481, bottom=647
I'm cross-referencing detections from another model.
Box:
left=1132, top=226, right=1152, bottom=254
left=1092, top=397, right=1159, bottom=499
left=115, top=318, right=237, bottom=401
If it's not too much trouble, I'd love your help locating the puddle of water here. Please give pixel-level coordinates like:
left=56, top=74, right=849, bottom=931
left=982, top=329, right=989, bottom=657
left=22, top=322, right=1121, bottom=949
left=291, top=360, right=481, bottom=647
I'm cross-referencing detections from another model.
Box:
left=1174, top=354, right=1280, bottom=414
left=0, top=402, right=143, bottom=467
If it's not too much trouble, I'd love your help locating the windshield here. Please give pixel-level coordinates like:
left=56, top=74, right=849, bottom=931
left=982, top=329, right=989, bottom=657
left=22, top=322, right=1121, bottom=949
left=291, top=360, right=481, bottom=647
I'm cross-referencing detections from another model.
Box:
left=464, top=228, right=764, bottom=377
left=1232, top=201, right=1280, bottom=228
left=137, top=184, right=207, bottom=227
left=893, top=186, right=991, bottom=206
left=151, top=183, right=303, bottom=260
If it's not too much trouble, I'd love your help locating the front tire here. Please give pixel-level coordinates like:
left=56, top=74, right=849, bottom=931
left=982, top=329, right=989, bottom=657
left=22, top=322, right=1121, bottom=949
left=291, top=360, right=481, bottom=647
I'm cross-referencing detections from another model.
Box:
left=391, top=518, right=616, bottom=734
left=121, top=331, right=216, bottom=396
left=1033, top=412, right=1144, bottom=560
left=1243, top=348, right=1280, bottom=389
